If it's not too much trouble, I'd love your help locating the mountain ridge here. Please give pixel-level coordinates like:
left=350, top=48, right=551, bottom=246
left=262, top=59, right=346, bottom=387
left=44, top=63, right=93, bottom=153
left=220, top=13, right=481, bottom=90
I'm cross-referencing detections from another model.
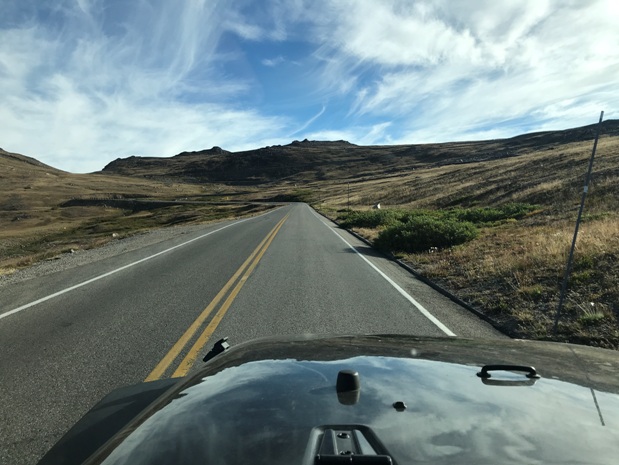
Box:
left=100, top=119, right=619, bottom=184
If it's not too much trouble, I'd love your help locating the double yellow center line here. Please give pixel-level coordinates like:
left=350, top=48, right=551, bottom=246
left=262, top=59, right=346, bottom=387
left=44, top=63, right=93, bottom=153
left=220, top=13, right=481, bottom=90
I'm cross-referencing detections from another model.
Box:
left=145, top=213, right=289, bottom=381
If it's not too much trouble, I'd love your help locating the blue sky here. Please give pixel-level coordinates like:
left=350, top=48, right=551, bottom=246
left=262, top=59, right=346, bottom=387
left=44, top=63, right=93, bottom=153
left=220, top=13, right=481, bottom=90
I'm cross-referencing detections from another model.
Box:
left=1, top=0, right=617, bottom=173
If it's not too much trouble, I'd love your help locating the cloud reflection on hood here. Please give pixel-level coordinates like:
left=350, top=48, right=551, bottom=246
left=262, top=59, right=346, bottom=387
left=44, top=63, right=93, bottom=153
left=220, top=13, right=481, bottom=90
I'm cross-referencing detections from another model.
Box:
left=101, top=356, right=619, bottom=465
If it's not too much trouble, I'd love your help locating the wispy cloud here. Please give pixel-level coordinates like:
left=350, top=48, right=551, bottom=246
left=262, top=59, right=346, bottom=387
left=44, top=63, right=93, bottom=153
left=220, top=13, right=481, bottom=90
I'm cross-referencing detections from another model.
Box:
left=261, top=56, right=285, bottom=67
left=289, top=105, right=326, bottom=136
left=0, top=0, right=617, bottom=172
left=309, top=0, right=618, bottom=141
left=0, top=0, right=289, bottom=172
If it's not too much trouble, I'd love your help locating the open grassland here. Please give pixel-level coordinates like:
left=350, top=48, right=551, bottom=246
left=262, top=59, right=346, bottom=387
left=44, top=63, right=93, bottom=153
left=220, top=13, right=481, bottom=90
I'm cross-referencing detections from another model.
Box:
left=310, top=136, right=619, bottom=213
left=314, top=134, right=619, bottom=348
left=0, top=149, right=269, bottom=274
left=413, top=217, right=619, bottom=346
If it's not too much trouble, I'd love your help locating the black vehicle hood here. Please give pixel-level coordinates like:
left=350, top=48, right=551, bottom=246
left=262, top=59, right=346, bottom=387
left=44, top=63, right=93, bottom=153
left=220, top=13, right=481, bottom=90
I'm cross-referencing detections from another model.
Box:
left=45, top=335, right=619, bottom=465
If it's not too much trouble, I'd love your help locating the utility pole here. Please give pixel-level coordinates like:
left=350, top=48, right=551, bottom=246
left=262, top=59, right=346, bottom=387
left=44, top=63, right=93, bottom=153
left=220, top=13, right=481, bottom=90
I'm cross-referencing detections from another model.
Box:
left=553, top=111, right=604, bottom=335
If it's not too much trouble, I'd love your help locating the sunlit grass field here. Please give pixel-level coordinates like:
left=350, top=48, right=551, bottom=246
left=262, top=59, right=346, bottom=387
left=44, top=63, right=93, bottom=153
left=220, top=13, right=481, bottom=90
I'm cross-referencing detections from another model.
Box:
left=314, top=135, right=619, bottom=348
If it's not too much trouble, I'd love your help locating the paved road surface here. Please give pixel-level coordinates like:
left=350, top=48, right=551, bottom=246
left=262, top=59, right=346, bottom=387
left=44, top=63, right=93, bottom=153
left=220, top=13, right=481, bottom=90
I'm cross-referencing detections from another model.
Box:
left=0, top=203, right=502, bottom=465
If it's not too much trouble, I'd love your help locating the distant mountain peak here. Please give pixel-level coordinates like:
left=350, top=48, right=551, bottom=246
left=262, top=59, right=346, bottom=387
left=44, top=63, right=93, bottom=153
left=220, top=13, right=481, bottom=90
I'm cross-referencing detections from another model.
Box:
left=175, top=146, right=231, bottom=157
left=287, top=139, right=354, bottom=147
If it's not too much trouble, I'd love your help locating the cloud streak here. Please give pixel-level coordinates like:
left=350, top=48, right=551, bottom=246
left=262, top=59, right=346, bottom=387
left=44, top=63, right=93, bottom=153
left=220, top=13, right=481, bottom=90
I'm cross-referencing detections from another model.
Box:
left=289, top=105, right=326, bottom=137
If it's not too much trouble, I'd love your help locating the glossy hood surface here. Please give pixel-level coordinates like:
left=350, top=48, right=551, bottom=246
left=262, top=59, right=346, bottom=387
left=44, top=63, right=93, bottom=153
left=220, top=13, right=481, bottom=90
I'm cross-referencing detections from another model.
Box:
left=86, top=335, right=619, bottom=465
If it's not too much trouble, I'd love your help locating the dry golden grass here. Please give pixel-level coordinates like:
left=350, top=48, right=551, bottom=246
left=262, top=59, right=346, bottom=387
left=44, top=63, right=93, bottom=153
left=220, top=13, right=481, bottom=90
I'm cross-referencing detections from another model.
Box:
left=0, top=149, right=268, bottom=274
left=455, top=219, right=616, bottom=277
left=344, top=215, right=619, bottom=348
left=315, top=134, right=619, bottom=348
left=315, top=134, right=619, bottom=214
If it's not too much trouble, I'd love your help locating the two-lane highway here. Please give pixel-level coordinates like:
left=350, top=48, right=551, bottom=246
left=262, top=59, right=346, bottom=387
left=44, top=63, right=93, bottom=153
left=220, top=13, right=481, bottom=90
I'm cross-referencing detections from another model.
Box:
left=0, top=203, right=502, bottom=465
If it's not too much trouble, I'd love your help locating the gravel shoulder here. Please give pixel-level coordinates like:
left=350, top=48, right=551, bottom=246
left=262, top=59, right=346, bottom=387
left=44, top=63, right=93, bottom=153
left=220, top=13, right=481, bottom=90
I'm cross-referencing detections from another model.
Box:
left=0, top=223, right=215, bottom=289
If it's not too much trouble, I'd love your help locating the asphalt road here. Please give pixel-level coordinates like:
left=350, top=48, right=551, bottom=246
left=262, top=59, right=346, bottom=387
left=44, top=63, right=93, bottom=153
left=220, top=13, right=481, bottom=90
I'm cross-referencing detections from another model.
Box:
left=0, top=203, right=503, bottom=465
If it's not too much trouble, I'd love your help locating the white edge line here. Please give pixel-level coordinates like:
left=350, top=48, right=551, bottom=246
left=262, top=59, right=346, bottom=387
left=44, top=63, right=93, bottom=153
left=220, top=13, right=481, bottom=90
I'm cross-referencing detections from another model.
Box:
left=1, top=209, right=280, bottom=321
left=308, top=206, right=456, bottom=336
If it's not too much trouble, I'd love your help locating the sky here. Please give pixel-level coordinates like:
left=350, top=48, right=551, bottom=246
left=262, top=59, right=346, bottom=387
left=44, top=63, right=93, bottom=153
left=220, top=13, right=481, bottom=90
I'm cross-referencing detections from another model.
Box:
left=0, top=0, right=618, bottom=173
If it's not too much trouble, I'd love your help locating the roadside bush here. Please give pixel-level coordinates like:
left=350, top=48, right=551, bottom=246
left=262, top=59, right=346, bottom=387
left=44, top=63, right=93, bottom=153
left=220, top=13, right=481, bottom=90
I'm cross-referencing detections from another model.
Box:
left=447, top=203, right=537, bottom=224
left=397, top=209, right=439, bottom=223
left=500, top=202, right=539, bottom=218
left=375, top=215, right=478, bottom=253
left=339, top=203, right=534, bottom=252
left=338, top=209, right=403, bottom=228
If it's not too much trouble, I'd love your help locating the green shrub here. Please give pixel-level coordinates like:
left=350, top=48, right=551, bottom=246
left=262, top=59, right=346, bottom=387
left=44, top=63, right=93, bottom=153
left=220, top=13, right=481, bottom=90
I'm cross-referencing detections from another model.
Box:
left=447, top=203, right=537, bottom=224
left=338, top=209, right=404, bottom=228
left=448, top=207, right=505, bottom=224
left=499, top=202, right=539, bottom=218
left=375, top=215, right=478, bottom=253
left=398, top=209, right=439, bottom=223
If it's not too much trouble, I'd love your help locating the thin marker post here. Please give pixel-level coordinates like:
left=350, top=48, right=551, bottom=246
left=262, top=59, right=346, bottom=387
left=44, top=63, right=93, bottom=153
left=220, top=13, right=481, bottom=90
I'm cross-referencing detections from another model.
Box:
left=553, top=111, right=604, bottom=335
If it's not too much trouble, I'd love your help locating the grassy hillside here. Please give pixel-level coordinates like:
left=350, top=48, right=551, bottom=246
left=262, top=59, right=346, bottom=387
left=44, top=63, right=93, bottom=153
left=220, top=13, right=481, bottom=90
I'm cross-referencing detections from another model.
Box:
left=313, top=130, right=619, bottom=348
left=0, top=148, right=268, bottom=274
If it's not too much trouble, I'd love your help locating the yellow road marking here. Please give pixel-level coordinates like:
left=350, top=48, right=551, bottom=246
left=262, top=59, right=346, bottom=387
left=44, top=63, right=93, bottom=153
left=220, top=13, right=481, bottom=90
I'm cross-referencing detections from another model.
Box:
left=144, top=214, right=289, bottom=382
left=171, top=214, right=289, bottom=378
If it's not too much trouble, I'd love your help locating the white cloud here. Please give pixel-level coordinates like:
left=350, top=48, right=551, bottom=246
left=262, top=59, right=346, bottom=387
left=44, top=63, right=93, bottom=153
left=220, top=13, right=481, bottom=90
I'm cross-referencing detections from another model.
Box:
left=223, top=14, right=266, bottom=41
left=304, top=129, right=357, bottom=142
left=0, top=68, right=288, bottom=172
left=222, top=0, right=299, bottom=42
left=359, top=122, right=392, bottom=145
left=1, top=0, right=617, bottom=173
left=308, top=0, right=619, bottom=140
left=261, top=56, right=285, bottom=67
left=0, top=1, right=291, bottom=172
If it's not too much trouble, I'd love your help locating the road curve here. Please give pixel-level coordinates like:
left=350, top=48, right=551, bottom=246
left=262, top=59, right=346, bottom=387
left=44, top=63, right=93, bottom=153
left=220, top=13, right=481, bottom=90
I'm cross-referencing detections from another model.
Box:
left=0, top=203, right=502, bottom=465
